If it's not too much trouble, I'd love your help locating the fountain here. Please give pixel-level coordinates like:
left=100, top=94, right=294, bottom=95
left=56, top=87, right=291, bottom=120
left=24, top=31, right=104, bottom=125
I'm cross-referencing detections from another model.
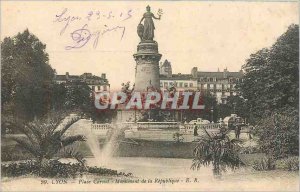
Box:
left=79, top=119, right=103, bottom=166
left=100, top=124, right=125, bottom=165
left=78, top=119, right=124, bottom=167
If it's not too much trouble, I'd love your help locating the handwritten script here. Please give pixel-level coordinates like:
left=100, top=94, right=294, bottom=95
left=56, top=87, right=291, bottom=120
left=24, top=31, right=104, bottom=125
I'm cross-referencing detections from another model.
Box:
left=53, top=8, right=132, bottom=50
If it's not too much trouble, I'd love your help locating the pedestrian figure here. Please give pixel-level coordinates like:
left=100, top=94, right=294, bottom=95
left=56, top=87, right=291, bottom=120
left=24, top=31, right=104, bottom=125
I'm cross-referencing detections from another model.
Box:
left=248, top=125, right=253, bottom=139
left=193, top=123, right=198, bottom=136
left=235, top=122, right=241, bottom=139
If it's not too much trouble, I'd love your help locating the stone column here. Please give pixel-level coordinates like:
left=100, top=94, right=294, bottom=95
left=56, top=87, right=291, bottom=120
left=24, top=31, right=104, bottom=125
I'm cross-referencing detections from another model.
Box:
left=133, top=40, right=162, bottom=91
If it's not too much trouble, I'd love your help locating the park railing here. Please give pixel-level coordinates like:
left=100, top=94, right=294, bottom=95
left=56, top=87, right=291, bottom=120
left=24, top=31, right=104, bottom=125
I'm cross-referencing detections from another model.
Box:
left=135, top=122, right=181, bottom=130
left=181, top=123, right=222, bottom=130
left=91, top=123, right=112, bottom=130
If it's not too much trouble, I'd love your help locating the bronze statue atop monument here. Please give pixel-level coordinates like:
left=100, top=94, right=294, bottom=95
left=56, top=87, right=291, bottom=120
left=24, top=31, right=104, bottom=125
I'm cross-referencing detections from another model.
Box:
left=137, top=6, right=163, bottom=41
left=134, top=6, right=163, bottom=91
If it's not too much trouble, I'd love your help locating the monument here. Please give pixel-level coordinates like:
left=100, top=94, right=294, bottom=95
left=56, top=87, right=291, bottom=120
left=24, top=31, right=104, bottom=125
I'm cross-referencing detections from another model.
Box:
left=133, top=6, right=163, bottom=91
left=116, top=6, right=163, bottom=122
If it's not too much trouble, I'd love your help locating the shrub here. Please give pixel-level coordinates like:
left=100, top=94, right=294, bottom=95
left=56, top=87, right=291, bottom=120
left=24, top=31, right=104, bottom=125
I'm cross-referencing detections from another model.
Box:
left=87, top=166, right=132, bottom=177
left=252, top=156, right=275, bottom=171
left=255, top=108, right=299, bottom=159
left=2, top=160, right=132, bottom=178
left=1, top=160, right=39, bottom=177
left=39, top=160, right=86, bottom=178
left=88, top=166, right=118, bottom=175
left=276, top=156, right=299, bottom=171
left=1, top=160, right=85, bottom=178
left=1, top=147, right=34, bottom=162
left=239, top=146, right=260, bottom=154
left=192, top=128, right=244, bottom=177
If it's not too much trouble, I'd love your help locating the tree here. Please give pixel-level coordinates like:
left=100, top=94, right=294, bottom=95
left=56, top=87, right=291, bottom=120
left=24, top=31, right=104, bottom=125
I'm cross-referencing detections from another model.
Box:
left=267, top=24, right=299, bottom=109
left=237, top=24, right=299, bottom=159
left=50, top=83, right=67, bottom=112
left=12, top=112, right=86, bottom=168
left=238, top=24, right=299, bottom=121
left=215, top=95, right=249, bottom=120
left=1, top=29, right=54, bottom=122
left=64, top=81, right=93, bottom=113
left=192, top=128, right=244, bottom=177
left=254, top=107, right=298, bottom=159
left=182, top=91, right=217, bottom=122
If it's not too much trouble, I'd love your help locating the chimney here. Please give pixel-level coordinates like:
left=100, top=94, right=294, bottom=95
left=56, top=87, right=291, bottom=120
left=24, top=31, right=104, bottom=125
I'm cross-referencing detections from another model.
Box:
left=66, top=72, right=69, bottom=79
left=223, top=68, right=228, bottom=78
left=101, top=73, right=106, bottom=79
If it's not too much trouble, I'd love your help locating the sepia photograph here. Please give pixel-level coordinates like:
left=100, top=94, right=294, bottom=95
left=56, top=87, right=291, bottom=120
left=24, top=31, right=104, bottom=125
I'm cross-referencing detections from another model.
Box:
left=1, top=1, right=299, bottom=191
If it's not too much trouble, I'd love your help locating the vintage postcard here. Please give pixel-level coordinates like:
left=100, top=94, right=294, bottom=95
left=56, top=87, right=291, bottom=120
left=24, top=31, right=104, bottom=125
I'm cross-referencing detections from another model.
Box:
left=1, top=1, right=299, bottom=191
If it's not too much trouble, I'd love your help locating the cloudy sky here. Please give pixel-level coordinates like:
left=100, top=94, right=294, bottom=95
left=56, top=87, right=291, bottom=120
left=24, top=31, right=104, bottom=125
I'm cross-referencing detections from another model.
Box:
left=1, top=1, right=298, bottom=90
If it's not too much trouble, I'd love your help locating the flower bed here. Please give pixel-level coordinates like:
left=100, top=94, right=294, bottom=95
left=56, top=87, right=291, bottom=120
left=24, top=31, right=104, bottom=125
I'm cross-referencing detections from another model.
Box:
left=1, top=160, right=132, bottom=178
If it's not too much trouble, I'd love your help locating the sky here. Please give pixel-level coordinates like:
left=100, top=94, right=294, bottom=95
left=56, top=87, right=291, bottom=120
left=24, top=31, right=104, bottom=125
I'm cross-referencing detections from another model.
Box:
left=1, top=1, right=298, bottom=90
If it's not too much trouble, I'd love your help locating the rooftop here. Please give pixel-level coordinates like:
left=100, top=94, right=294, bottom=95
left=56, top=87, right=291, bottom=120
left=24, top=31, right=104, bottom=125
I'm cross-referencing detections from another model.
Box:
left=160, top=59, right=171, bottom=67
left=197, top=71, right=243, bottom=78
left=160, top=70, right=243, bottom=80
left=54, top=72, right=109, bottom=84
left=160, top=74, right=193, bottom=80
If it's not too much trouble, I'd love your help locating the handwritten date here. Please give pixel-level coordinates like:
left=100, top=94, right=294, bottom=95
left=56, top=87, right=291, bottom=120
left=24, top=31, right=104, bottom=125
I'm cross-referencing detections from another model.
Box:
left=54, top=8, right=132, bottom=35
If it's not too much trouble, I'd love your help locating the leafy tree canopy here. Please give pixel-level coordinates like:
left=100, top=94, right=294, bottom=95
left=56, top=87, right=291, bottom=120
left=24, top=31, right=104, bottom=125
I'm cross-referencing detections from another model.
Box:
left=1, top=29, right=54, bottom=121
left=238, top=24, right=299, bottom=121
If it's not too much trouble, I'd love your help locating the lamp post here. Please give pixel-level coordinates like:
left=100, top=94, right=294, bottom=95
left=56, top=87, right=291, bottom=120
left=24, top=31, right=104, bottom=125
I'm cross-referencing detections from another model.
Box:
left=211, top=106, right=214, bottom=123
left=233, top=102, right=236, bottom=114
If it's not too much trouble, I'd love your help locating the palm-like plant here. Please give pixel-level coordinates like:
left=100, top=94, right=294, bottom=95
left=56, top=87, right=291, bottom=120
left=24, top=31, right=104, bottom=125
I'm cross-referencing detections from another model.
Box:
left=191, top=128, right=244, bottom=177
left=12, top=112, right=86, bottom=168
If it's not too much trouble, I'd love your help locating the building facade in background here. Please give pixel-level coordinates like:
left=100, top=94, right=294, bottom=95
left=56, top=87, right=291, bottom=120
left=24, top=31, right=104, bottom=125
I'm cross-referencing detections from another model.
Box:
left=159, top=60, right=243, bottom=104
left=54, top=72, right=110, bottom=93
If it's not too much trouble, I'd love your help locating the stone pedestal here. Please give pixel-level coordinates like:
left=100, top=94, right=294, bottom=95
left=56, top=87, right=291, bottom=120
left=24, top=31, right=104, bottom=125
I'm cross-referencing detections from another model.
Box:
left=133, top=40, right=162, bottom=91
